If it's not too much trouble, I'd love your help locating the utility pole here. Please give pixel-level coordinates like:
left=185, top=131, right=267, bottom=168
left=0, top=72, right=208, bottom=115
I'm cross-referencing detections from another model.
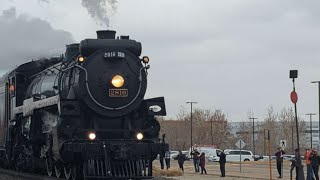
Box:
left=249, top=117, right=258, bottom=156
left=210, top=117, right=213, bottom=145
left=311, top=81, right=320, bottom=148
left=306, top=113, right=316, bottom=149
left=187, top=101, right=197, bottom=150
left=264, top=129, right=266, bottom=156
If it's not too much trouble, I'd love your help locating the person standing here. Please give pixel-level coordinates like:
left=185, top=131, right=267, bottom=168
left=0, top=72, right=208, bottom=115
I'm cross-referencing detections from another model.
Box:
left=177, top=151, right=186, bottom=172
left=190, top=149, right=200, bottom=172
left=275, top=147, right=285, bottom=178
left=217, top=150, right=226, bottom=177
left=165, top=150, right=171, bottom=169
left=310, top=150, right=320, bottom=180
left=305, top=148, right=314, bottom=180
left=159, top=148, right=165, bottom=170
left=199, top=152, right=207, bottom=174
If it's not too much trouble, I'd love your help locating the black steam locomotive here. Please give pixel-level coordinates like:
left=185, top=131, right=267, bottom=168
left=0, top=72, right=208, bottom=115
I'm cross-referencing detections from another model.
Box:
left=0, top=30, right=168, bottom=179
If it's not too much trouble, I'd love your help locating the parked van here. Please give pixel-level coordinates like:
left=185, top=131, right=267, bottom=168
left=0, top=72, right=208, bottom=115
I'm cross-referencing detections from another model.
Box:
left=189, top=146, right=222, bottom=162
left=224, top=149, right=254, bottom=162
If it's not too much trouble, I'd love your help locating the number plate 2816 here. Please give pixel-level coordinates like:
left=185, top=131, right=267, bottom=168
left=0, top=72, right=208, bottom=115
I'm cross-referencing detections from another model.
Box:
left=109, top=89, right=128, bottom=97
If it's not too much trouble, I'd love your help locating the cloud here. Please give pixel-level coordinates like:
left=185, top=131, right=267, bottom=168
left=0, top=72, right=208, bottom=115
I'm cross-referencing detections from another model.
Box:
left=0, top=7, right=74, bottom=70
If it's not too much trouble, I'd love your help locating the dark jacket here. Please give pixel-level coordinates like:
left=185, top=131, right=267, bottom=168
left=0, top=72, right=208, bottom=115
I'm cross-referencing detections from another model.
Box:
left=177, top=153, right=186, bottom=164
left=310, top=154, right=320, bottom=166
left=200, top=153, right=206, bottom=167
left=275, top=150, right=285, bottom=162
left=218, top=152, right=226, bottom=163
left=190, top=150, right=200, bottom=160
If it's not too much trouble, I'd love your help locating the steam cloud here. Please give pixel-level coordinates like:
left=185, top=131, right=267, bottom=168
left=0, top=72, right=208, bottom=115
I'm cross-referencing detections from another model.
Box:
left=81, top=0, right=117, bottom=27
left=0, top=7, right=74, bottom=70
left=38, top=0, right=117, bottom=27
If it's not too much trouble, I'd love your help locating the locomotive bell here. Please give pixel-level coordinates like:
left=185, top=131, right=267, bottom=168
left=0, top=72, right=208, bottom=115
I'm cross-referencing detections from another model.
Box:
left=97, top=30, right=116, bottom=39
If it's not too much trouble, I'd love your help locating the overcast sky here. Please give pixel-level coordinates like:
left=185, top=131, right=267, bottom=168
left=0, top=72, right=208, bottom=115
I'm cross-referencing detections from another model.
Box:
left=1, top=0, right=320, bottom=122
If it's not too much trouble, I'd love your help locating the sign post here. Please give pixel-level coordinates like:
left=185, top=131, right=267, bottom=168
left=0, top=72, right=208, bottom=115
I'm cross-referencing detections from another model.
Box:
left=289, top=70, right=305, bottom=180
left=235, top=139, right=246, bottom=173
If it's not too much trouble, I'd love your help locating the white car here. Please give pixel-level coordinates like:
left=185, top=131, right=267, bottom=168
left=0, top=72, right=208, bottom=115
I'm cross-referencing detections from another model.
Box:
left=189, top=148, right=222, bottom=162
left=225, top=150, right=254, bottom=162
left=283, top=155, right=295, bottom=161
left=170, top=151, right=179, bottom=159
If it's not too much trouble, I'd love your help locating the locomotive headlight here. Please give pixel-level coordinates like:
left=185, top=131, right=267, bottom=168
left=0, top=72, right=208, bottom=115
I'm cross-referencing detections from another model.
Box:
left=111, top=75, right=124, bottom=88
left=142, top=56, right=149, bottom=63
left=88, top=132, right=96, bottom=140
left=78, top=56, right=85, bottom=63
left=136, top=132, right=144, bottom=140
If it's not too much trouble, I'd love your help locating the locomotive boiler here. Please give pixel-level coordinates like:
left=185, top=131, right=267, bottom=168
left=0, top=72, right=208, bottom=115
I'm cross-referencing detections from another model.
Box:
left=0, top=30, right=168, bottom=179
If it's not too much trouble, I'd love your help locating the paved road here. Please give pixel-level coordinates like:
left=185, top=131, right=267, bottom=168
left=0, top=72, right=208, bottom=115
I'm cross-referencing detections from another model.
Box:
left=154, top=159, right=297, bottom=180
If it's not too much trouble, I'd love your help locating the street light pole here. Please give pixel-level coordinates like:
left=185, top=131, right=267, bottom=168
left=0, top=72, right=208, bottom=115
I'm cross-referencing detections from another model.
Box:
left=306, top=113, right=316, bottom=149
left=210, top=117, right=213, bottom=145
left=187, top=101, right=197, bottom=150
left=311, top=81, right=320, bottom=146
left=249, top=117, right=258, bottom=156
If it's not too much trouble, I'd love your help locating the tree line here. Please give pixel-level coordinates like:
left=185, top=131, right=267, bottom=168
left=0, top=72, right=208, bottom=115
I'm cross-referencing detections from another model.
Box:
left=158, top=106, right=307, bottom=155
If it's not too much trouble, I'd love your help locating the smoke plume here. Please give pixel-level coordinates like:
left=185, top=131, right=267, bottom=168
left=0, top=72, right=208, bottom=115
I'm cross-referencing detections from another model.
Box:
left=37, top=0, right=117, bottom=27
left=0, top=7, right=74, bottom=70
left=81, top=0, right=117, bottom=27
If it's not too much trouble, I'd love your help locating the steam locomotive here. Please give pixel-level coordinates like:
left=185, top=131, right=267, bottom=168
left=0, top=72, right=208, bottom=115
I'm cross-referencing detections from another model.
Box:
left=0, top=30, right=168, bottom=179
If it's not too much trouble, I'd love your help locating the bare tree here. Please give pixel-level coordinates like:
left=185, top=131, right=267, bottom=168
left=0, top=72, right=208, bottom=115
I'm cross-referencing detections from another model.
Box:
left=159, top=108, right=231, bottom=150
left=159, top=106, right=307, bottom=154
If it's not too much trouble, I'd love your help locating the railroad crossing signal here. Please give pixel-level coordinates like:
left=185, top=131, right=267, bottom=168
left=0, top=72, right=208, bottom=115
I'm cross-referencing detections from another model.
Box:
left=280, top=140, right=287, bottom=149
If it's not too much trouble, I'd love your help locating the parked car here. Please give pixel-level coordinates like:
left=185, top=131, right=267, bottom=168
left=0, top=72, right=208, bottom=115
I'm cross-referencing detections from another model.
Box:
left=173, top=151, right=191, bottom=160
left=253, top=155, right=263, bottom=161
left=170, top=151, right=179, bottom=159
left=188, top=147, right=222, bottom=162
left=224, top=149, right=254, bottom=162
left=283, top=155, right=295, bottom=161
left=258, top=155, right=277, bottom=161
left=182, top=151, right=191, bottom=160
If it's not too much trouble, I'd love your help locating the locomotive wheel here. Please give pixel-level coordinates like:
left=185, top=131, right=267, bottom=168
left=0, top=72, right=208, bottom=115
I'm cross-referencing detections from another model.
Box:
left=71, top=164, right=82, bottom=180
left=45, top=158, right=54, bottom=176
left=55, top=165, right=62, bottom=178
left=87, top=159, right=95, bottom=176
left=64, top=165, right=72, bottom=179
left=82, top=161, right=88, bottom=178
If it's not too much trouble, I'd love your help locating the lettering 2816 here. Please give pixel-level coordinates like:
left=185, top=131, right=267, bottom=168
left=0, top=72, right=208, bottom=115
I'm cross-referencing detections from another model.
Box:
left=109, top=89, right=128, bottom=97
left=104, top=52, right=125, bottom=58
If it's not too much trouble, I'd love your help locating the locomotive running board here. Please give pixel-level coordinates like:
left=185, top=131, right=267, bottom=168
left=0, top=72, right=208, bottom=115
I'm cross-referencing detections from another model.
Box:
left=13, top=95, right=59, bottom=116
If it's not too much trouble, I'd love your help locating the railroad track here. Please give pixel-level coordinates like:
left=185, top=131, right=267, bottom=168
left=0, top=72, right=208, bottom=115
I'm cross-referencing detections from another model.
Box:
left=0, top=168, right=61, bottom=180
left=0, top=168, right=174, bottom=180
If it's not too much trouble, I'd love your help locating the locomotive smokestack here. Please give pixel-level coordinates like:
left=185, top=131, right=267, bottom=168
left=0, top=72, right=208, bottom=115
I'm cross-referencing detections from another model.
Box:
left=97, top=30, right=116, bottom=39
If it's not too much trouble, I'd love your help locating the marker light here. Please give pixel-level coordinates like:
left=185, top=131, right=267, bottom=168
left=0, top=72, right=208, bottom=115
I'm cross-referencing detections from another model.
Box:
left=136, top=133, right=144, bottom=140
left=88, top=132, right=96, bottom=140
left=111, top=75, right=124, bottom=88
left=78, top=56, right=85, bottom=63
left=142, top=56, right=149, bottom=63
